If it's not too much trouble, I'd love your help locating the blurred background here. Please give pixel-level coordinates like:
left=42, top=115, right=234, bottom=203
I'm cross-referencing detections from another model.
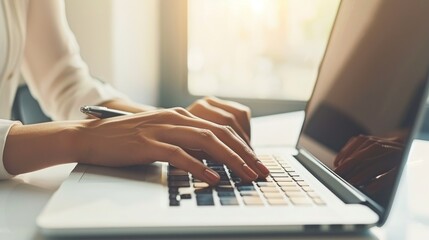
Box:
left=65, top=0, right=428, bottom=138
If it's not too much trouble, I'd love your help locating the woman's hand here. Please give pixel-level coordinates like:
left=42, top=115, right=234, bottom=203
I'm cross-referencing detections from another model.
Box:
left=334, top=135, right=403, bottom=194
left=77, top=108, right=269, bottom=185
left=187, top=97, right=251, bottom=145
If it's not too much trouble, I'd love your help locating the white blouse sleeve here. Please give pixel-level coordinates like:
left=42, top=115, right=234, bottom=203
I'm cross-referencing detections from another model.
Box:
left=21, top=0, right=129, bottom=121
left=0, top=120, right=18, bottom=179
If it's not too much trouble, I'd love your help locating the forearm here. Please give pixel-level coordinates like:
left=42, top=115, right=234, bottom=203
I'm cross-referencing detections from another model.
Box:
left=2, top=99, right=155, bottom=176
left=2, top=121, right=85, bottom=175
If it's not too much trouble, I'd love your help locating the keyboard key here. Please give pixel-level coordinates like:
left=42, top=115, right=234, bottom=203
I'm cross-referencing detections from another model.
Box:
left=237, top=185, right=255, bottom=191
left=280, top=186, right=301, bottom=192
left=258, top=155, right=274, bottom=160
left=168, top=187, right=179, bottom=194
left=264, top=163, right=280, bottom=167
left=312, top=197, right=326, bottom=205
left=220, top=197, right=239, bottom=206
left=263, top=192, right=284, bottom=199
left=274, top=178, right=294, bottom=183
left=272, top=175, right=291, bottom=180
left=277, top=182, right=297, bottom=187
left=267, top=167, right=284, bottom=171
left=218, top=191, right=236, bottom=197
left=196, top=194, right=214, bottom=206
left=307, top=192, right=320, bottom=198
left=218, top=180, right=232, bottom=185
left=216, top=186, right=235, bottom=192
left=283, top=167, right=294, bottom=171
left=168, top=175, right=190, bottom=181
left=211, top=166, right=225, bottom=171
left=297, top=182, right=310, bottom=187
left=265, top=176, right=274, bottom=181
left=292, top=177, right=305, bottom=182
left=285, top=191, right=307, bottom=198
left=290, top=197, right=313, bottom=206
left=169, top=193, right=179, bottom=201
left=302, top=186, right=314, bottom=192
left=180, top=194, right=192, bottom=200
left=257, top=182, right=276, bottom=187
left=169, top=200, right=180, bottom=206
left=194, top=182, right=209, bottom=188
left=168, top=181, right=190, bottom=188
left=267, top=198, right=288, bottom=206
left=178, top=187, right=193, bottom=195
left=243, top=196, right=264, bottom=206
left=219, top=175, right=229, bottom=181
left=240, top=191, right=260, bottom=197
left=195, top=188, right=213, bottom=194
left=271, top=173, right=289, bottom=177
left=259, top=187, right=280, bottom=193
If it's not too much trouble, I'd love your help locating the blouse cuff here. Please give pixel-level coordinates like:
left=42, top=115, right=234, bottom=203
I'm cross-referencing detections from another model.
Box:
left=0, top=120, right=19, bottom=180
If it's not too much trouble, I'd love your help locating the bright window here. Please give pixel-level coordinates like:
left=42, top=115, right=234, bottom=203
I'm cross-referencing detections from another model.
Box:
left=188, top=0, right=340, bottom=101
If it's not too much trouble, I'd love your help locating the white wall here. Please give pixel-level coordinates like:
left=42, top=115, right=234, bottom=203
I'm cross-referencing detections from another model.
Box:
left=65, top=0, right=160, bottom=106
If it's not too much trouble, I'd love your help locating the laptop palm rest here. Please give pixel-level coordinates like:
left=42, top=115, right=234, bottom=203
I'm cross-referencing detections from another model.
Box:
left=37, top=163, right=167, bottom=225
left=78, top=164, right=163, bottom=184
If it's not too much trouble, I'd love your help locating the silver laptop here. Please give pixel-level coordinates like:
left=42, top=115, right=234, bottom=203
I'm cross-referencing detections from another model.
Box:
left=37, top=0, right=429, bottom=237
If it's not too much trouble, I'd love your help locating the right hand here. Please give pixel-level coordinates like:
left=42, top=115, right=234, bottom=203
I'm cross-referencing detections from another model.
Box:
left=334, top=135, right=403, bottom=194
left=77, top=108, right=270, bottom=185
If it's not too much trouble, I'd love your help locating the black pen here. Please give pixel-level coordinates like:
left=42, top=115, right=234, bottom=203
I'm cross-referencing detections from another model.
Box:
left=80, top=105, right=133, bottom=119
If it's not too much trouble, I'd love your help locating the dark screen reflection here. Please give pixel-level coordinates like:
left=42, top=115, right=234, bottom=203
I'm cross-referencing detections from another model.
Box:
left=298, top=0, right=429, bottom=209
left=302, top=79, right=426, bottom=207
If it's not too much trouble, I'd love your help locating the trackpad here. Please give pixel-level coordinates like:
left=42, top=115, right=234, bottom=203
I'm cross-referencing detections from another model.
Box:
left=78, top=163, right=163, bottom=184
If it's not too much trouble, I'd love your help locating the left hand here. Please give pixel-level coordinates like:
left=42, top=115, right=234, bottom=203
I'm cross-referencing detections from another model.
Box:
left=187, top=97, right=251, bottom=146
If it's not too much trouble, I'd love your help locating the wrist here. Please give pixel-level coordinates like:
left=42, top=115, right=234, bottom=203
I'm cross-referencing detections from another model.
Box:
left=3, top=121, right=88, bottom=175
left=65, top=121, right=89, bottom=164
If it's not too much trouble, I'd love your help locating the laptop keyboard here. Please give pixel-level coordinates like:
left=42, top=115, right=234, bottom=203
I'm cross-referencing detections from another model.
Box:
left=168, top=155, right=326, bottom=207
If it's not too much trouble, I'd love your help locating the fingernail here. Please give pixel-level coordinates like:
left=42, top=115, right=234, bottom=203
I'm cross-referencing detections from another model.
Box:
left=256, top=160, right=270, bottom=176
left=203, top=169, right=220, bottom=184
left=242, top=164, right=258, bottom=180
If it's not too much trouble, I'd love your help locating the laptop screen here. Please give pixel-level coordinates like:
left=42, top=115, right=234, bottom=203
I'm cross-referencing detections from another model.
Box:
left=297, top=0, right=429, bottom=210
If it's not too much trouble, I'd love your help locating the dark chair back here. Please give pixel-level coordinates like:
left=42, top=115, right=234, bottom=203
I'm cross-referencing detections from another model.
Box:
left=11, top=85, right=51, bottom=124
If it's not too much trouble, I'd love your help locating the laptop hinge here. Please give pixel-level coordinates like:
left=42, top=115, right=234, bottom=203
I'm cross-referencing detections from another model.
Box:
left=295, top=149, right=367, bottom=204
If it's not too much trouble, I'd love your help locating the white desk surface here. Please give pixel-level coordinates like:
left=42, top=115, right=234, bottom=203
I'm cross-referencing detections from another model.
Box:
left=1, top=111, right=428, bottom=240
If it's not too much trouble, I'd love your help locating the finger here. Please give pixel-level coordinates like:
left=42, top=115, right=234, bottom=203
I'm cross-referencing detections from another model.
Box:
left=204, top=97, right=251, bottom=139
left=208, top=124, right=270, bottom=178
left=156, top=125, right=259, bottom=182
left=145, top=140, right=220, bottom=185
left=347, top=146, right=402, bottom=186
left=335, top=143, right=381, bottom=177
left=337, top=142, right=401, bottom=180
left=184, top=149, right=211, bottom=161
left=169, top=107, right=250, bottom=149
left=141, top=110, right=269, bottom=178
left=335, top=136, right=362, bottom=166
left=336, top=135, right=372, bottom=167
left=189, top=122, right=269, bottom=178
left=225, top=124, right=254, bottom=150
left=188, top=100, right=251, bottom=145
left=372, top=137, right=404, bottom=148
left=169, top=107, right=252, bottom=150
